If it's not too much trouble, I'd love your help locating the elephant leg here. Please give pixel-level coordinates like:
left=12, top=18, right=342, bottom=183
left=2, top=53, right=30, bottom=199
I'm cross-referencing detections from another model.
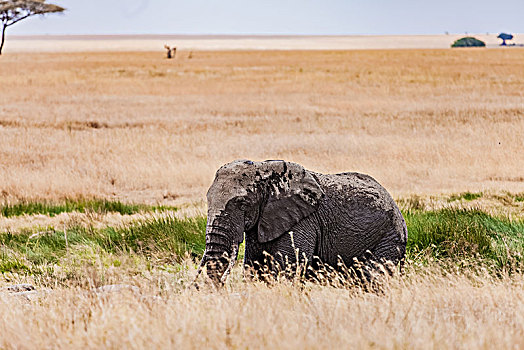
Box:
left=268, top=230, right=314, bottom=278
left=370, top=234, right=406, bottom=271
left=346, top=230, right=406, bottom=289
left=370, top=213, right=407, bottom=273
left=244, top=227, right=316, bottom=281
left=243, top=230, right=267, bottom=279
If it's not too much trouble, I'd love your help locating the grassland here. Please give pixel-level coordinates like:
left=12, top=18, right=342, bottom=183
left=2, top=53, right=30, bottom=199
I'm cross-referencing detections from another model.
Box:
left=0, top=196, right=523, bottom=349
left=1, top=49, right=524, bottom=204
left=1, top=48, right=524, bottom=348
left=1, top=196, right=523, bottom=275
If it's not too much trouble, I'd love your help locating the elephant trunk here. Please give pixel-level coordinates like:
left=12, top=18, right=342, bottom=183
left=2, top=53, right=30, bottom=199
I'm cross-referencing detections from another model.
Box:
left=196, top=210, right=243, bottom=286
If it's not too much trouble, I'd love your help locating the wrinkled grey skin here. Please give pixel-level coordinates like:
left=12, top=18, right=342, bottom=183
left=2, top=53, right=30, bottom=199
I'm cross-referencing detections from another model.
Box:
left=197, top=159, right=407, bottom=285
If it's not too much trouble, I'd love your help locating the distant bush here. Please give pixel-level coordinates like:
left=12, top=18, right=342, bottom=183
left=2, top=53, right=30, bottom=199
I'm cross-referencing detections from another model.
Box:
left=451, top=37, right=486, bottom=48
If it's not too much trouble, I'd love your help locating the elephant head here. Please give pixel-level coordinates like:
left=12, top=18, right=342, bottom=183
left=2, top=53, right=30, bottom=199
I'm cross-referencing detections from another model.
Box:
left=195, top=160, right=325, bottom=286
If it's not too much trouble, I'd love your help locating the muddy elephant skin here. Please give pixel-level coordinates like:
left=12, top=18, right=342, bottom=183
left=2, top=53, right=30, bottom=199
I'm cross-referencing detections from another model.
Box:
left=197, top=160, right=407, bottom=285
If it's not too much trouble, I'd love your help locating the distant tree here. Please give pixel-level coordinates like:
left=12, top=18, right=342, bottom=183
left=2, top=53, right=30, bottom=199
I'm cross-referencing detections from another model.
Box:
left=451, top=37, right=486, bottom=48
left=0, top=0, right=65, bottom=55
left=497, top=33, right=513, bottom=46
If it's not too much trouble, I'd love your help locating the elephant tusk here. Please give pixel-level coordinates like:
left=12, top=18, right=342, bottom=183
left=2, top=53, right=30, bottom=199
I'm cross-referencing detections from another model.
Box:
left=220, top=244, right=239, bottom=284
left=192, top=253, right=207, bottom=288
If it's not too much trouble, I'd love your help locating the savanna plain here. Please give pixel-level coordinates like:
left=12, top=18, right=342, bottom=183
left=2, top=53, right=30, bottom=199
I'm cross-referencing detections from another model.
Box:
left=1, top=48, right=524, bottom=349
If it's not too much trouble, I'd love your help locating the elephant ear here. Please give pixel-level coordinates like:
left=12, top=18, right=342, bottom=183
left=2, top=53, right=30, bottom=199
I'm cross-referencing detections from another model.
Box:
left=257, top=162, right=324, bottom=243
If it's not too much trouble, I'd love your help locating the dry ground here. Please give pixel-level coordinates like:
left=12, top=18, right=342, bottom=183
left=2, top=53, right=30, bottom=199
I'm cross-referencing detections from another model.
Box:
left=1, top=49, right=523, bottom=205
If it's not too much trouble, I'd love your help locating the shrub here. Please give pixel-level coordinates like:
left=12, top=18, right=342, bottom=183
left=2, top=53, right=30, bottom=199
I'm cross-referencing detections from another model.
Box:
left=451, top=37, right=486, bottom=48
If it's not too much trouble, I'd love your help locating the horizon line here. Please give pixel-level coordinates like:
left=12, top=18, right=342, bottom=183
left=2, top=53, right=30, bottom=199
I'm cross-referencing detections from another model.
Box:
left=10, top=33, right=517, bottom=38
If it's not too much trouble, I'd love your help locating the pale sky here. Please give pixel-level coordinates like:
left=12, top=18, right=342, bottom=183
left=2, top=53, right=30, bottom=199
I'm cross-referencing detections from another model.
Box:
left=10, top=0, right=524, bottom=36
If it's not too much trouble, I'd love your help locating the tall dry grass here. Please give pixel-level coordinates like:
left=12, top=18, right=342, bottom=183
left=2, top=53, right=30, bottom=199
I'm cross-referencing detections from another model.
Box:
left=1, top=263, right=523, bottom=349
left=1, top=49, right=523, bottom=204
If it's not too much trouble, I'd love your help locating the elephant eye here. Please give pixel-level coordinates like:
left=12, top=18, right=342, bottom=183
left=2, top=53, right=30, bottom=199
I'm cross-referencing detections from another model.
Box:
left=235, top=197, right=248, bottom=209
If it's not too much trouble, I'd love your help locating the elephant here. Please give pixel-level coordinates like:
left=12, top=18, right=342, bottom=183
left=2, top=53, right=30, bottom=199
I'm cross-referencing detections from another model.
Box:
left=195, top=159, right=407, bottom=286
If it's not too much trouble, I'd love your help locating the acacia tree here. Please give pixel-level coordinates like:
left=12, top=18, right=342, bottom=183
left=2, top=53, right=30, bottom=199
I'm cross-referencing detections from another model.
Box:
left=0, top=0, right=64, bottom=55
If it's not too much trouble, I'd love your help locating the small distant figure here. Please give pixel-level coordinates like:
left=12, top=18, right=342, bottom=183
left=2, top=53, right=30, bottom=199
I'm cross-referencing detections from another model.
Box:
left=188, top=51, right=193, bottom=59
left=164, top=45, right=177, bottom=59
left=497, top=33, right=514, bottom=46
left=164, top=45, right=172, bottom=59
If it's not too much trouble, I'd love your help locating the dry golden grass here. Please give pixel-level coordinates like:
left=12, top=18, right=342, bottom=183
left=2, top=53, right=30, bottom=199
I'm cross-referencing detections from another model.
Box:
left=1, top=49, right=523, bottom=205
left=1, top=262, right=523, bottom=349
left=0, top=204, right=202, bottom=234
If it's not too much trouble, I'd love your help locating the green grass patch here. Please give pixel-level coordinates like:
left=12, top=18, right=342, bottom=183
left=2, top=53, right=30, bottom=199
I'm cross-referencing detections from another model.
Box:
left=1, top=208, right=523, bottom=275
left=447, top=192, right=483, bottom=202
left=405, top=208, right=524, bottom=267
left=0, top=250, right=30, bottom=273
left=514, top=193, right=524, bottom=202
left=0, top=215, right=205, bottom=273
left=0, top=199, right=176, bottom=218
left=99, top=215, right=206, bottom=259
